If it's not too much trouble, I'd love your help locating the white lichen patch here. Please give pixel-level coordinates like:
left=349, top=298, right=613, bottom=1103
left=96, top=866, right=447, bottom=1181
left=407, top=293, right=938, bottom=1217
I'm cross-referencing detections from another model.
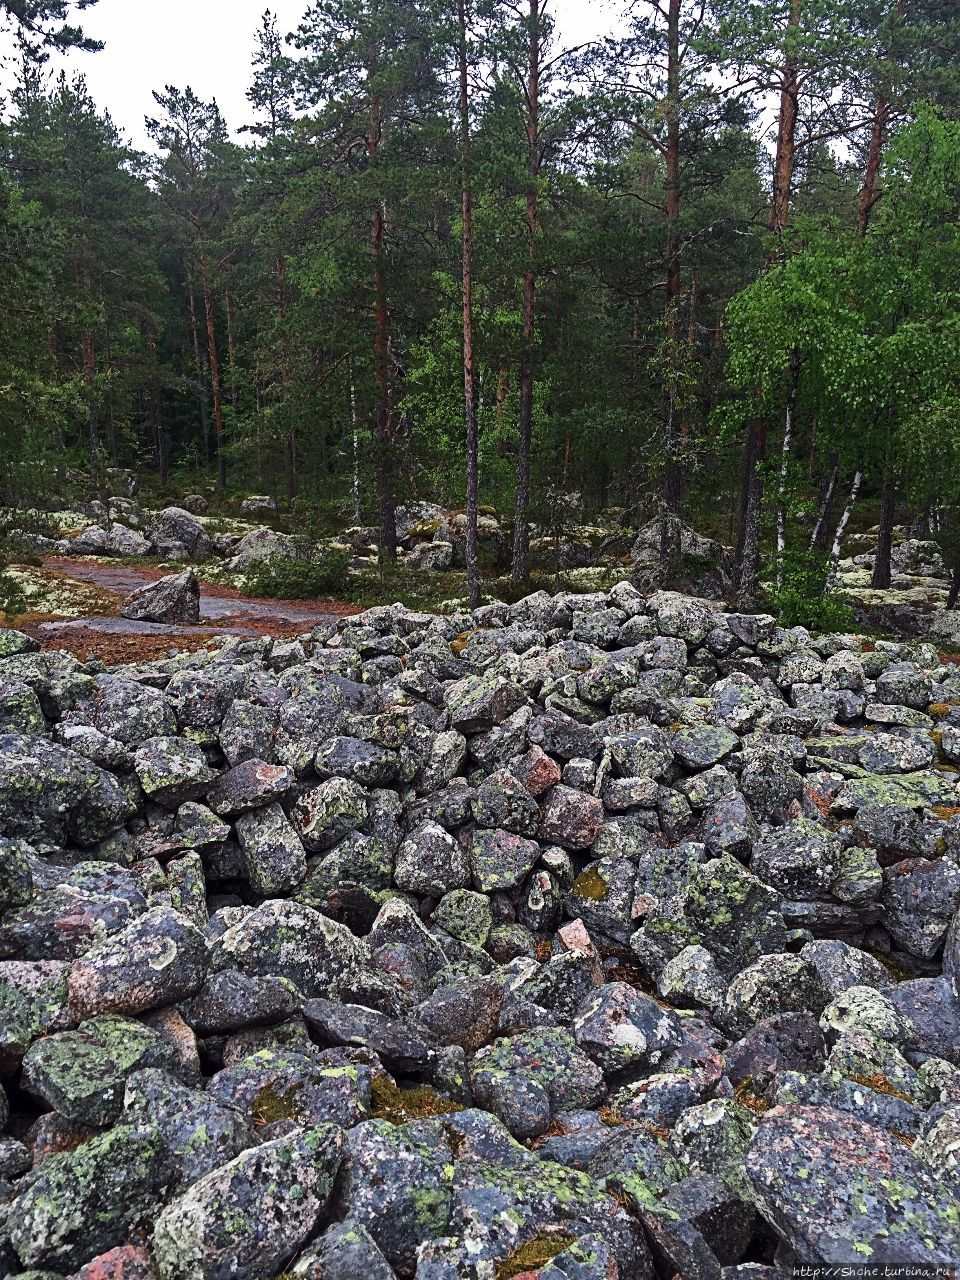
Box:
left=1, top=565, right=120, bottom=619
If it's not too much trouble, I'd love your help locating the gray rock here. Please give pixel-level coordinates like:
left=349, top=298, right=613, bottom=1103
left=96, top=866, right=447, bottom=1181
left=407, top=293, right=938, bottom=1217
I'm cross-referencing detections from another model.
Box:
left=573, top=981, right=682, bottom=1075
left=133, top=735, right=216, bottom=806
left=148, top=506, right=214, bottom=560
left=121, top=570, right=200, bottom=624
left=0, top=734, right=134, bottom=846
left=745, top=1103, right=960, bottom=1266
left=67, top=906, right=208, bottom=1019
left=8, top=1123, right=169, bottom=1270
left=152, top=1124, right=344, bottom=1279
left=234, top=802, right=307, bottom=897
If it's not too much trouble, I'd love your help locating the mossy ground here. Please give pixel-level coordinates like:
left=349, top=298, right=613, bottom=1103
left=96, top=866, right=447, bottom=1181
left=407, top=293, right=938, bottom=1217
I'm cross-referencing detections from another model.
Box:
left=494, top=1233, right=577, bottom=1280
left=369, top=1076, right=460, bottom=1124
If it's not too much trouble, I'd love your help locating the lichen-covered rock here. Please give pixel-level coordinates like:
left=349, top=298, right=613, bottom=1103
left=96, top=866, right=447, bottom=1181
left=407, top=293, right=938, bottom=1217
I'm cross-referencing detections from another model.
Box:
left=721, top=954, right=832, bottom=1037
left=121, top=570, right=200, bottom=625
left=539, top=785, right=605, bottom=850
left=291, top=776, right=369, bottom=851
left=151, top=1124, right=344, bottom=1280
left=432, top=889, right=492, bottom=947
left=211, top=899, right=361, bottom=996
left=123, top=1067, right=254, bottom=1186
left=207, top=1046, right=371, bottom=1131
left=67, top=906, right=208, bottom=1019
left=234, top=802, right=306, bottom=897
left=572, top=982, right=682, bottom=1075
left=335, top=1118, right=454, bottom=1273
left=470, top=827, right=540, bottom=892
left=396, top=822, right=471, bottom=897
left=206, top=757, right=295, bottom=816
left=745, top=1104, right=960, bottom=1266
left=8, top=1123, right=169, bottom=1270
left=148, top=506, right=214, bottom=561
left=291, top=1219, right=395, bottom=1280
left=0, top=734, right=134, bottom=846
left=0, top=836, right=33, bottom=909
left=22, top=1015, right=182, bottom=1125
left=133, top=736, right=216, bottom=806
left=472, top=1027, right=605, bottom=1128
left=445, top=673, right=526, bottom=734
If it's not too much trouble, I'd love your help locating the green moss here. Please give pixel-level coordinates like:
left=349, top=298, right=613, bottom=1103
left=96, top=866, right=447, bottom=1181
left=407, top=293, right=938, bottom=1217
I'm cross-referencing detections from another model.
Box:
left=495, top=1233, right=577, bottom=1279
left=369, top=1076, right=460, bottom=1124
left=251, top=1081, right=305, bottom=1126
left=572, top=865, right=609, bottom=902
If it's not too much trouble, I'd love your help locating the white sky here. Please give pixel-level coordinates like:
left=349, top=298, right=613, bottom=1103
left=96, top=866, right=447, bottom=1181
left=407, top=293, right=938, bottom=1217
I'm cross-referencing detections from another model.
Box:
left=0, top=0, right=625, bottom=149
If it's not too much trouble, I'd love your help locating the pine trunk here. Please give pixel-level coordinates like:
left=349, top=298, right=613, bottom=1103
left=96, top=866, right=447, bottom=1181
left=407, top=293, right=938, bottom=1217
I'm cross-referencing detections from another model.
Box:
left=512, top=0, right=540, bottom=583
left=660, top=0, right=683, bottom=576
left=369, top=82, right=397, bottom=565
left=459, top=0, right=480, bottom=609
left=737, top=0, right=799, bottom=595
left=198, top=243, right=227, bottom=491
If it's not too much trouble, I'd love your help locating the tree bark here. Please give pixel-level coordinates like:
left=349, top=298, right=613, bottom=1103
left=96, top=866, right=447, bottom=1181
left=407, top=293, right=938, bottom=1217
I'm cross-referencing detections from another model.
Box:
left=827, top=470, right=861, bottom=586
left=858, top=0, right=905, bottom=234
left=368, top=75, right=397, bottom=565
left=659, top=0, right=683, bottom=576
left=459, top=0, right=480, bottom=609
left=737, top=0, right=800, bottom=596
left=770, top=0, right=800, bottom=238
left=737, top=420, right=766, bottom=606
left=810, top=450, right=838, bottom=553
left=872, top=461, right=896, bottom=589
left=187, top=278, right=211, bottom=464
left=77, top=266, right=99, bottom=483
left=348, top=365, right=361, bottom=525
left=197, top=241, right=226, bottom=491
left=775, top=361, right=798, bottom=590
left=512, top=0, right=540, bottom=583
left=81, top=325, right=99, bottom=482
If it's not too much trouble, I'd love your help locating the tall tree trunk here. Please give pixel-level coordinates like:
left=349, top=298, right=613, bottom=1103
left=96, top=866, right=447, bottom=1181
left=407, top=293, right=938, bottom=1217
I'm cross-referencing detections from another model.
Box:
left=775, top=359, right=798, bottom=590
left=197, top=242, right=226, bottom=491
left=736, top=0, right=800, bottom=597
left=737, top=421, right=766, bottom=606
left=858, top=0, right=905, bottom=234
left=226, top=287, right=239, bottom=419
left=512, top=0, right=540, bottom=582
left=350, top=367, right=361, bottom=525
left=810, top=450, right=838, bottom=552
left=368, top=86, right=397, bottom=565
left=827, top=470, right=862, bottom=586
left=78, top=267, right=99, bottom=483
left=81, top=325, right=99, bottom=483
left=660, top=0, right=683, bottom=576
left=770, top=0, right=800, bottom=239
left=459, top=0, right=480, bottom=608
left=187, top=278, right=211, bottom=465
left=872, top=459, right=896, bottom=589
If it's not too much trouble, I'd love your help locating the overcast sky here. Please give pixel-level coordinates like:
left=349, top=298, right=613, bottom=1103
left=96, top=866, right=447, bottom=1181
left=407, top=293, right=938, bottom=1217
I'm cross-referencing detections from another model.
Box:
left=0, top=0, right=625, bottom=149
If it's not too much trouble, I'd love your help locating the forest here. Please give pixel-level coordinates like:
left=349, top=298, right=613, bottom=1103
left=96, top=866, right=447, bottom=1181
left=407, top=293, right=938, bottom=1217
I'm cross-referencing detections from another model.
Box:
left=1, top=0, right=959, bottom=616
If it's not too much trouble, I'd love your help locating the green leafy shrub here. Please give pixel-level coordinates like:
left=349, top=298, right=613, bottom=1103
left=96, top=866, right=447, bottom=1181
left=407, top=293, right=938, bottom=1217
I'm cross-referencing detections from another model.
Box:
left=243, top=549, right=353, bottom=600
left=770, top=548, right=855, bottom=633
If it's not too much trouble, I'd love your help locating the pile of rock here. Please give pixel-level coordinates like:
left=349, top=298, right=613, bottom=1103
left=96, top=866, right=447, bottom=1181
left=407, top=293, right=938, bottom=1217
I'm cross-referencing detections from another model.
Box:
left=1, top=585, right=960, bottom=1277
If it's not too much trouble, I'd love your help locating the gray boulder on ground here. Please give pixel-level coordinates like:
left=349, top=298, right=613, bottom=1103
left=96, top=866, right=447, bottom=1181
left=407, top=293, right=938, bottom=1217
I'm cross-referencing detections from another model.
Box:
left=121, top=569, right=201, bottom=624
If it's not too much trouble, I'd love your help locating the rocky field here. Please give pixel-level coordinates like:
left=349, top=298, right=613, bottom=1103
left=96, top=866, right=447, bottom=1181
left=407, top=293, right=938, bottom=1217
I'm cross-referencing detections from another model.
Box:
left=1, top=583, right=960, bottom=1278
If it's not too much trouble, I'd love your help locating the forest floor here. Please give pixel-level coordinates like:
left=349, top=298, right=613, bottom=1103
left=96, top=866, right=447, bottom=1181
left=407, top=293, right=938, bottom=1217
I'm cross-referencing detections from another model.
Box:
left=9, top=557, right=362, bottom=663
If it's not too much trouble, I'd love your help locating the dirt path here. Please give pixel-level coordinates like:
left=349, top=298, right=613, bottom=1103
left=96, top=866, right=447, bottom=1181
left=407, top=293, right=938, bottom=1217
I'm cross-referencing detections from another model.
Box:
left=26, top=558, right=362, bottom=663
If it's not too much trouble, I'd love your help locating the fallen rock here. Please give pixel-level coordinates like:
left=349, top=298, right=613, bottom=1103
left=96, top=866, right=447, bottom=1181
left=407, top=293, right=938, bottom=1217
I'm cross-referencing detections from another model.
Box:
left=121, top=570, right=201, bottom=625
